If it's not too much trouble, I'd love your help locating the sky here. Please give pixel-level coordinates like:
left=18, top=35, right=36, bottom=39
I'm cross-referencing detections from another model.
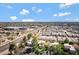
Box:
left=0, top=3, right=79, bottom=22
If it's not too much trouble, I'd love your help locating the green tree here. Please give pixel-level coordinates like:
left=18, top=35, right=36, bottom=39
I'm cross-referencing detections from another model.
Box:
left=64, top=38, right=69, bottom=43
left=16, top=32, right=19, bottom=35
left=19, top=42, right=25, bottom=49
left=9, top=43, right=16, bottom=55
left=27, top=33, right=32, bottom=40
left=52, top=44, right=64, bottom=55
left=34, top=47, right=43, bottom=55
left=23, top=36, right=26, bottom=42
left=32, top=33, right=40, bottom=54
left=69, top=41, right=74, bottom=45
left=6, top=32, right=10, bottom=36
left=32, top=33, right=38, bottom=48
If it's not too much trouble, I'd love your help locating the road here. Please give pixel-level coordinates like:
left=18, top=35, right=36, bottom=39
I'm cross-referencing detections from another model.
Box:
left=0, top=30, right=29, bottom=54
left=0, top=26, right=45, bottom=55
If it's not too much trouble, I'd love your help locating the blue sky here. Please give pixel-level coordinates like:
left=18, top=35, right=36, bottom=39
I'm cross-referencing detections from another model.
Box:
left=0, top=3, right=79, bottom=22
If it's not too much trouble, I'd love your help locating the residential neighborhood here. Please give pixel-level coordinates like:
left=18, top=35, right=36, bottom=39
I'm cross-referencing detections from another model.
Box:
left=0, top=22, right=79, bottom=55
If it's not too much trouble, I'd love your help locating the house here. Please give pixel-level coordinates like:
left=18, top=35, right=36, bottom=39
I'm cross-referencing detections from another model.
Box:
left=73, top=44, right=79, bottom=50
left=69, top=46, right=76, bottom=54
left=64, top=44, right=76, bottom=54
left=64, top=44, right=71, bottom=50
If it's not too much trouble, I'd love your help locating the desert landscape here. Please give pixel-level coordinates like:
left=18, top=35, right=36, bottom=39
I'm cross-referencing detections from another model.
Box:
left=0, top=22, right=79, bottom=55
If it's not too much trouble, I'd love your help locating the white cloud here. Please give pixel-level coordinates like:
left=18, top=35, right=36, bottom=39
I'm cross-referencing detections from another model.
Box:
left=6, top=5, right=13, bottom=8
left=53, top=14, right=58, bottom=16
left=32, top=6, right=36, bottom=11
left=59, top=3, right=75, bottom=8
left=53, top=12, right=71, bottom=17
left=73, top=19, right=79, bottom=21
left=37, top=9, right=43, bottom=13
left=22, top=19, right=35, bottom=22
left=32, top=6, right=43, bottom=13
left=65, top=18, right=79, bottom=22
left=1, top=4, right=13, bottom=9
left=20, top=9, right=29, bottom=15
left=10, top=16, right=17, bottom=21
